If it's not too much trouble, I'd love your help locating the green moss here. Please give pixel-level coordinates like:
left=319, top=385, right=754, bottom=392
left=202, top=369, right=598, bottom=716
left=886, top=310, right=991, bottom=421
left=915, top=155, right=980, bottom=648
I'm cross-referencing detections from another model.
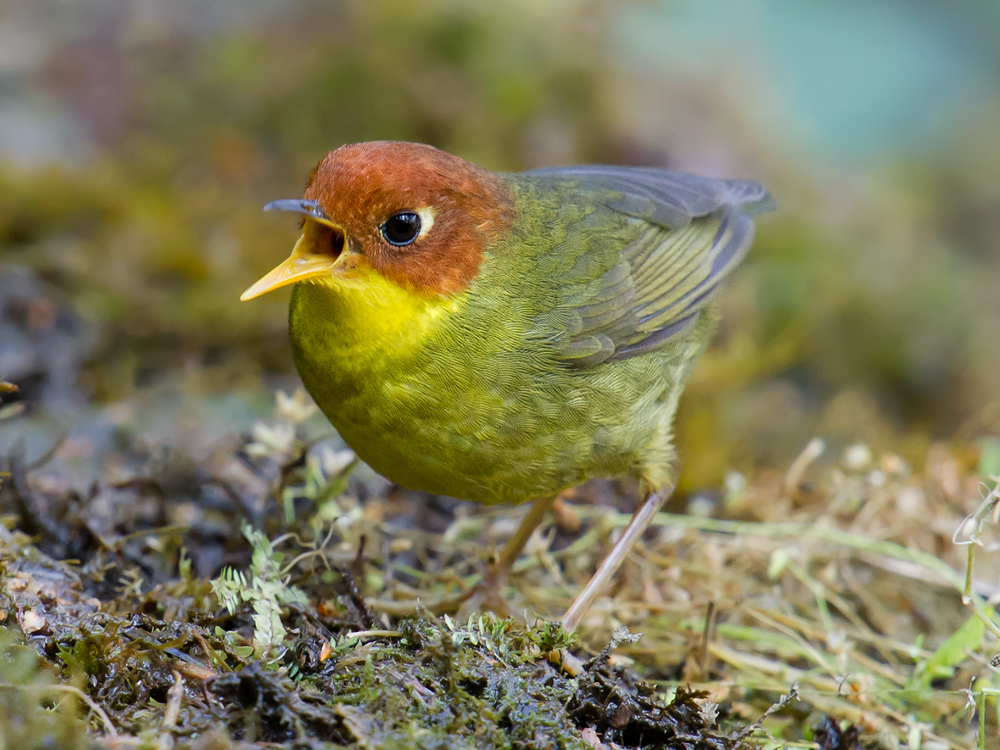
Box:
left=0, top=521, right=748, bottom=749
left=206, top=616, right=745, bottom=749
left=0, top=628, right=94, bottom=750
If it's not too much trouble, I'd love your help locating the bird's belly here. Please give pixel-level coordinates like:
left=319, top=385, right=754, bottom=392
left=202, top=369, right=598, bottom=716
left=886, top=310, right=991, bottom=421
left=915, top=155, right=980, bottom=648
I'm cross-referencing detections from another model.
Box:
left=288, top=283, right=682, bottom=504
left=286, top=283, right=558, bottom=502
left=296, top=349, right=679, bottom=505
left=295, top=349, right=600, bottom=504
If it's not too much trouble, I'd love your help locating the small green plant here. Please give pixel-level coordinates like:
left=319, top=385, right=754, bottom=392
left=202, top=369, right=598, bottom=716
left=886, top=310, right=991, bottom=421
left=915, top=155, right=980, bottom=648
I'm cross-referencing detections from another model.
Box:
left=442, top=613, right=518, bottom=655
left=212, top=524, right=308, bottom=662
left=530, top=619, right=577, bottom=653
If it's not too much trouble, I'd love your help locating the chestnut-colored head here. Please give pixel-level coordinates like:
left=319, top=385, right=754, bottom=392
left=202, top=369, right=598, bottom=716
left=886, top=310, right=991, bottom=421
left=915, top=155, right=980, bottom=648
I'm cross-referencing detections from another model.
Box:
left=307, top=141, right=514, bottom=293
left=243, top=142, right=514, bottom=301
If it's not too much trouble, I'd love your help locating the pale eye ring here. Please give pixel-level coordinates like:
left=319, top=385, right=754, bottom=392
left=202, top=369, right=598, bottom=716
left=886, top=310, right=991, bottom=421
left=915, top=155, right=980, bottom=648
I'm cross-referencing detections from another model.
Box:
left=380, top=212, right=422, bottom=246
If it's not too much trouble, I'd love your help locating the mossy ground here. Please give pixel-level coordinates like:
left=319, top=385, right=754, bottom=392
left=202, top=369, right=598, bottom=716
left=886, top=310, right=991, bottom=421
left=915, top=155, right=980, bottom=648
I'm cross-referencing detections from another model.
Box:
left=0, top=525, right=747, bottom=750
left=2, top=390, right=998, bottom=748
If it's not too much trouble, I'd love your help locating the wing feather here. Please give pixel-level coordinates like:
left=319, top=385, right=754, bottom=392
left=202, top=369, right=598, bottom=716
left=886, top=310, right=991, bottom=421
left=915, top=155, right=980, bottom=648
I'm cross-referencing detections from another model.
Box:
left=524, top=165, right=770, bottom=366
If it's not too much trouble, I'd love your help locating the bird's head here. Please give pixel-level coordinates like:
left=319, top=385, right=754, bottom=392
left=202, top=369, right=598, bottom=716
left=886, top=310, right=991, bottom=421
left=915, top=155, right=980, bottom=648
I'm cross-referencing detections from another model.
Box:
left=241, top=141, right=514, bottom=301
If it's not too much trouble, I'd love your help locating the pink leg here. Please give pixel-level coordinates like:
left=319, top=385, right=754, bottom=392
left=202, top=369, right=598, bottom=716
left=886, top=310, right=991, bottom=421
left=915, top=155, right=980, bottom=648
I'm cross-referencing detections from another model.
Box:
left=371, top=494, right=558, bottom=616
left=479, top=494, right=558, bottom=610
left=560, top=486, right=673, bottom=633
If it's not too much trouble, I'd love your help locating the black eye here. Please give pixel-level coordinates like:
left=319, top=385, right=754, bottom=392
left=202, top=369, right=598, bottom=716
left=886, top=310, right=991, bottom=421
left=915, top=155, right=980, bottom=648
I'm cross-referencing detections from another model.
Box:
left=380, top=212, right=422, bottom=246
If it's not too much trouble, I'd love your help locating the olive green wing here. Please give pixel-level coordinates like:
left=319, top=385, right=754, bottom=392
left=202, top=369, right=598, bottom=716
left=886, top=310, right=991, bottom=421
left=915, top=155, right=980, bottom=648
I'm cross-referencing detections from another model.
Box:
left=524, top=166, right=771, bottom=367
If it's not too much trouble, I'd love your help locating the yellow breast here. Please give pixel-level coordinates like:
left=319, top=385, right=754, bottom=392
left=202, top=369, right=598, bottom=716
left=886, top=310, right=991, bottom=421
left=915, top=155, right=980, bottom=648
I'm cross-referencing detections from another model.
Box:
left=295, top=264, right=463, bottom=364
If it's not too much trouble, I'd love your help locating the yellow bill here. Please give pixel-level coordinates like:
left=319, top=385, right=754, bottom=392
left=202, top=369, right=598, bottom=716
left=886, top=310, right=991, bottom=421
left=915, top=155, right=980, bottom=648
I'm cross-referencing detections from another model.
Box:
left=241, top=199, right=346, bottom=301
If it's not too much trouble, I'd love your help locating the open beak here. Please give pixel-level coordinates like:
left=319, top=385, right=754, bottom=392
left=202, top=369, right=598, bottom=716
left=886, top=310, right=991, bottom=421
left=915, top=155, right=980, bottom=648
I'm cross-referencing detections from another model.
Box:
left=240, top=199, right=347, bottom=301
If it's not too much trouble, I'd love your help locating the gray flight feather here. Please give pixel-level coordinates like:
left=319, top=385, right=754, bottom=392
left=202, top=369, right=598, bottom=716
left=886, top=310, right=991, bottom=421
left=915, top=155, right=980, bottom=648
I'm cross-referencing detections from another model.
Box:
left=523, top=165, right=772, bottom=367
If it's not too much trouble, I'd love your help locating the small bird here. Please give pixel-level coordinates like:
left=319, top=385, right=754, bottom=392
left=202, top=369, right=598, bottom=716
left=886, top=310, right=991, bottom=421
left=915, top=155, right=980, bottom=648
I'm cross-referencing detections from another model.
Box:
left=242, top=141, right=770, bottom=631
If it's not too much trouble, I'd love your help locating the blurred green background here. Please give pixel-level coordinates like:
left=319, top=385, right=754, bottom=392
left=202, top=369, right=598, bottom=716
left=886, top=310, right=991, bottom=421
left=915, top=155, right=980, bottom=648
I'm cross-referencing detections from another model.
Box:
left=2, top=0, right=999, bottom=491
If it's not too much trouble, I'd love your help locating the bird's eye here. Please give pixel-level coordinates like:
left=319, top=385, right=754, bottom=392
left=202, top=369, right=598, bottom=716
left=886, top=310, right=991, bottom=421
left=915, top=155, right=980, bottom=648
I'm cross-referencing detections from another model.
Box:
left=380, top=212, right=422, bottom=246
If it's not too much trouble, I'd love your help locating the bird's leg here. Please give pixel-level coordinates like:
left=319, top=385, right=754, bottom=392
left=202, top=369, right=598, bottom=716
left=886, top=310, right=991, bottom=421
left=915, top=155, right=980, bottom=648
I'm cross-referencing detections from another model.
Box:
left=479, top=494, right=558, bottom=610
left=560, top=484, right=674, bottom=633
left=370, top=494, right=558, bottom=617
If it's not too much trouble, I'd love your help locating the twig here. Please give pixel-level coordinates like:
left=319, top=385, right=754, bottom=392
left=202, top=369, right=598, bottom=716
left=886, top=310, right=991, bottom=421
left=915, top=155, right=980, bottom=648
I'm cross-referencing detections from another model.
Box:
left=154, top=670, right=184, bottom=750
left=784, top=438, right=825, bottom=495
left=735, top=682, right=798, bottom=742
left=18, top=683, right=119, bottom=739
left=346, top=629, right=402, bottom=640
left=191, top=628, right=227, bottom=673
left=697, top=600, right=716, bottom=677
left=3, top=451, right=72, bottom=545
left=583, top=625, right=642, bottom=670
left=954, top=480, right=1000, bottom=645
left=25, top=429, right=68, bottom=471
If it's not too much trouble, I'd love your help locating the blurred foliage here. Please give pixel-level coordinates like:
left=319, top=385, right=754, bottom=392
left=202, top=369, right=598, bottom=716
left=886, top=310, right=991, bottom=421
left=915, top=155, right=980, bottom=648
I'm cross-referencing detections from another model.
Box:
left=2, top=0, right=1000, bottom=489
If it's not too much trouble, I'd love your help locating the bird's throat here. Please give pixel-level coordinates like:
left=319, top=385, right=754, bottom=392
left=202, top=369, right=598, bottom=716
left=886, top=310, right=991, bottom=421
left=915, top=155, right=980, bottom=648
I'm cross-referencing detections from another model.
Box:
left=289, top=274, right=464, bottom=380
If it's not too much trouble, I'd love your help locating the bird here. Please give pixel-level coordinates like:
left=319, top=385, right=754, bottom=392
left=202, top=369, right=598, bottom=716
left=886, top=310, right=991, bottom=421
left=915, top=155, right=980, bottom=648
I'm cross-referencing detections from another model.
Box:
left=241, top=141, right=771, bottom=631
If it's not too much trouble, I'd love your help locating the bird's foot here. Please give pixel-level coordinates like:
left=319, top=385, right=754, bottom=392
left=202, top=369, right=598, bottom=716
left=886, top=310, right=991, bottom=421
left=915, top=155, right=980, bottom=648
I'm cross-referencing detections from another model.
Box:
left=369, top=494, right=560, bottom=619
